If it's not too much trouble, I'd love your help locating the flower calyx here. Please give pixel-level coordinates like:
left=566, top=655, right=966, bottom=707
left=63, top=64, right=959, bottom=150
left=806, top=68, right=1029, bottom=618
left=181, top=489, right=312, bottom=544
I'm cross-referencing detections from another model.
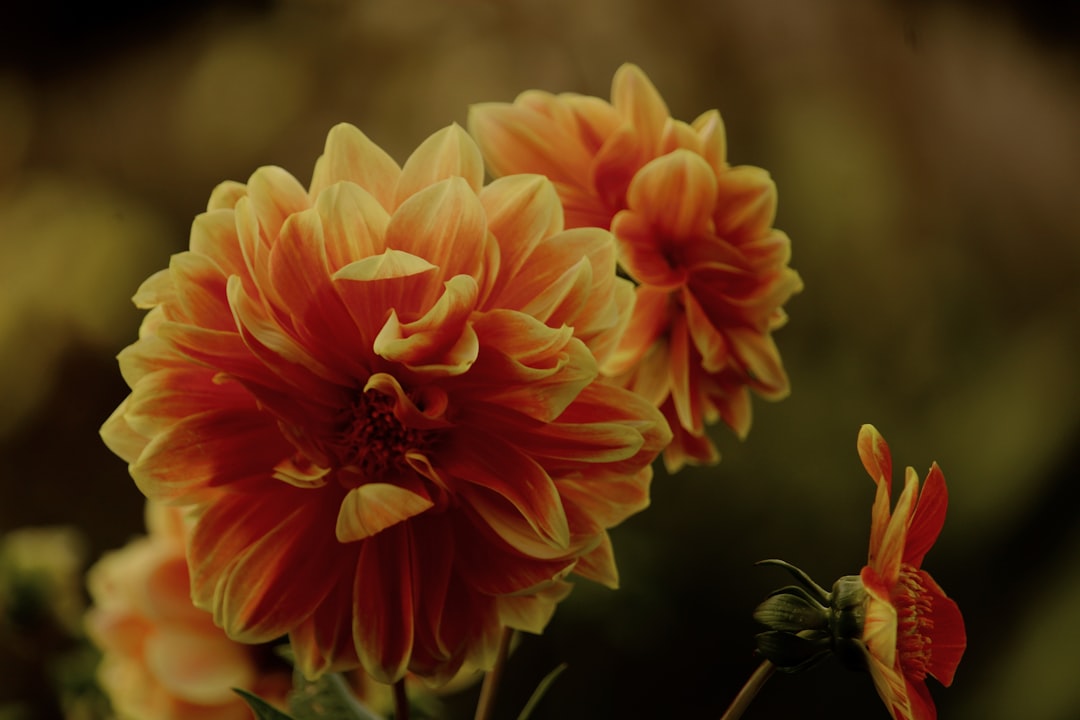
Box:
left=752, top=559, right=868, bottom=673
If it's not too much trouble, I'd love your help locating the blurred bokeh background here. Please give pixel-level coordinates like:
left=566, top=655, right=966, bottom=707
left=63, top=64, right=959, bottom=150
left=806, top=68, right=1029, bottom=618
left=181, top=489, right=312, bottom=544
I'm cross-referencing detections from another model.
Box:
left=1, top=0, right=1078, bottom=718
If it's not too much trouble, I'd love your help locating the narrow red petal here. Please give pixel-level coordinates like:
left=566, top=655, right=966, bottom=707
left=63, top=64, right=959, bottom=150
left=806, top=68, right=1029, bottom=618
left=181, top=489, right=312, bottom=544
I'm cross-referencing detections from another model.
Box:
left=903, top=462, right=948, bottom=568
left=353, top=524, right=415, bottom=682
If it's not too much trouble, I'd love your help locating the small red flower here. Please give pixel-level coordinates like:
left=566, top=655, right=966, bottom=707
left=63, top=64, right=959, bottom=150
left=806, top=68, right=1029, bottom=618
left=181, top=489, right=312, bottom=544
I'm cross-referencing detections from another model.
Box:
left=856, top=425, right=967, bottom=720
left=469, top=64, right=802, bottom=471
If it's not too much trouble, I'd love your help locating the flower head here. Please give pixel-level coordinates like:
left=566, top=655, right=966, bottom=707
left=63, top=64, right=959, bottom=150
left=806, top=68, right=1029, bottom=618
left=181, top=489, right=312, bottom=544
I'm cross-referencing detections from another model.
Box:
left=85, top=502, right=291, bottom=720
left=101, top=123, right=669, bottom=684
left=752, top=425, right=965, bottom=720
left=469, top=64, right=802, bottom=471
left=857, top=425, right=966, bottom=720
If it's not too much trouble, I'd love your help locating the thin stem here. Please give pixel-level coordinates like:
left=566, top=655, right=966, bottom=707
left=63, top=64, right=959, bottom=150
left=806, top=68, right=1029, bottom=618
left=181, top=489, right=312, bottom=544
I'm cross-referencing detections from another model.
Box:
left=474, top=627, right=514, bottom=720
left=719, top=660, right=775, bottom=720
left=392, top=677, right=409, bottom=720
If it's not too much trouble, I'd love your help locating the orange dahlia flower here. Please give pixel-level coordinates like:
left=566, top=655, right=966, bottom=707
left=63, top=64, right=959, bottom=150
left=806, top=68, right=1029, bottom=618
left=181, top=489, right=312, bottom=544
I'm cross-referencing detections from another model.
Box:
left=469, top=64, right=802, bottom=471
left=857, top=425, right=966, bottom=720
left=101, top=123, right=669, bottom=684
left=85, top=502, right=291, bottom=720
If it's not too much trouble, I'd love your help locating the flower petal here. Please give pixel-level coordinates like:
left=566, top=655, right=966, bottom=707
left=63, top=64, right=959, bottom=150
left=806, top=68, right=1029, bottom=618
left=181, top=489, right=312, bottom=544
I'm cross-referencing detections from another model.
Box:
left=396, top=124, right=484, bottom=204
left=130, top=408, right=283, bottom=503
left=611, top=63, right=669, bottom=154
left=314, top=180, right=390, bottom=272
left=189, top=487, right=342, bottom=644
left=858, top=424, right=894, bottom=490
left=874, top=468, right=920, bottom=583
left=570, top=533, right=619, bottom=589
left=468, top=94, right=596, bottom=188
left=918, top=569, right=967, bottom=687
left=353, top=523, right=414, bottom=682
left=496, top=580, right=573, bottom=634
left=336, top=481, right=435, bottom=543
left=625, top=149, right=718, bottom=238
left=310, top=123, right=401, bottom=212
left=480, top=174, right=563, bottom=303
left=385, top=177, right=492, bottom=297
left=903, top=462, right=948, bottom=568
left=244, top=165, right=311, bottom=243
left=374, top=274, right=480, bottom=376
left=712, top=165, right=777, bottom=243
left=465, top=313, right=597, bottom=423
left=444, top=436, right=570, bottom=551
left=860, top=566, right=899, bottom=671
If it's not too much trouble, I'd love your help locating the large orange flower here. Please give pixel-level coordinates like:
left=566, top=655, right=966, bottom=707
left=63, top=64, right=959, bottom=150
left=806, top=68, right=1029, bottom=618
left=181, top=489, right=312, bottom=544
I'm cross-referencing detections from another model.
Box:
left=85, top=502, right=291, bottom=720
left=101, top=123, right=669, bottom=684
left=469, top=64, right=802, bottom=471
left=857, top=425, right=966, bottom=720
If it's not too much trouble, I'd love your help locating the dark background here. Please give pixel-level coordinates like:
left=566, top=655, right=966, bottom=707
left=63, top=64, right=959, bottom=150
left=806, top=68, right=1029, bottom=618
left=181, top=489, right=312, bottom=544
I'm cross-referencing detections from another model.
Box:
left=2, top=0, right=1078, bottom=718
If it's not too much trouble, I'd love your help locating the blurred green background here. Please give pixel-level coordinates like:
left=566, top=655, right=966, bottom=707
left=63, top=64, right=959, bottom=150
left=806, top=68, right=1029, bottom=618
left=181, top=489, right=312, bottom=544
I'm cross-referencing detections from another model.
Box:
left=1, top=0, right=1078, bottom=718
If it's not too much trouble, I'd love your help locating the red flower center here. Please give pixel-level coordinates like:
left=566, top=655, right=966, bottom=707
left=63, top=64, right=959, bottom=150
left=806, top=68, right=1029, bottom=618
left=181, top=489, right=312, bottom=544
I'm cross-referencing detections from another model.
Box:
left=895, top=564, right=934, bottom=681
left=333, top=389, right=430, bottom=483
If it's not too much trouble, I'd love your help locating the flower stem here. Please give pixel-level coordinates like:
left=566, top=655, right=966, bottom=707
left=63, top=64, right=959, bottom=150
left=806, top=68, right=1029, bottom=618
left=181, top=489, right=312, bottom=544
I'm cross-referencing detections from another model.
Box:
left=393, top=677, right=409, bottom=720
left=474, top=627, right=514, bottom=720
left=719, top=660, right=775, bottom=720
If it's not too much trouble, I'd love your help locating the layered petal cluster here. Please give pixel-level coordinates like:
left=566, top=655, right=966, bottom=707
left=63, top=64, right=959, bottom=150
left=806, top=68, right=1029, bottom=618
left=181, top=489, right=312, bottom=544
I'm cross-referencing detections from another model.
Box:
left=469, top=63, right=802, bottom=471
left=856, top=425, right=967, bottom=720
left=101, top=123, right=670, bottom=684
left=85, top=502, right=290, bottom=720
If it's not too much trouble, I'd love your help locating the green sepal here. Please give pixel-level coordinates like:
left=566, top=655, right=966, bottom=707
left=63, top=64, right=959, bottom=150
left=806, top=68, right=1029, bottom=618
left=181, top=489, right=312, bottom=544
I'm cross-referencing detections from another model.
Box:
left=753, top=590, right=829, bottom=633
left=234, top=689, right=297, bottom=720
left=754, top=630, right=831, bottom=673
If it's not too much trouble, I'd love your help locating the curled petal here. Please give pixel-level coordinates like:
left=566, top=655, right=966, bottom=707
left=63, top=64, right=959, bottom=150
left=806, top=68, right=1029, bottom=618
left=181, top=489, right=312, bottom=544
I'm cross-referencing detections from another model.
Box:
left=858, top=424, right=894, bottom=489
left=374, top=275, right=480, bottom=376
left=336, top=481, right=435, bottom=543
left=363, top=373, right=452, bottom=430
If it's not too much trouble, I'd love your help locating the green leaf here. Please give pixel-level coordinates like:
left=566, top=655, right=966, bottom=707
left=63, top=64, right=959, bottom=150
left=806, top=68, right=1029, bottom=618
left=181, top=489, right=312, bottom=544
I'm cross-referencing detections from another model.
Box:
left=516, top=663, right=568, bottom=720
left=235, top=689, right=297, bottom=720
